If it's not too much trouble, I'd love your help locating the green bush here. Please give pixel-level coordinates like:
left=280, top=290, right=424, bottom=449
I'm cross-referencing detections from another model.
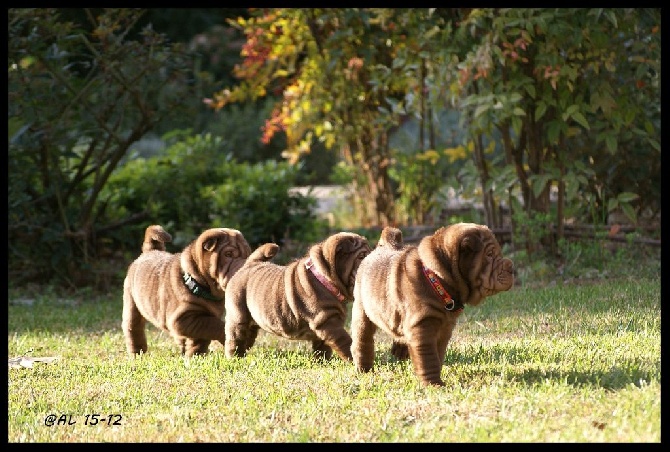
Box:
left=102, top=131, right=326, bottom=253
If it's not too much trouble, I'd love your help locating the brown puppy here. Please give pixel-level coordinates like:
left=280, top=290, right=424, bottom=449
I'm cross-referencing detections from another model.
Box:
left=373, top=226, right=411, bottom=360
left=122, top=225, right=273, bottom=357
left=224, top=232, right=371, bottom=361
left=351, top=223, right=515, bottom=386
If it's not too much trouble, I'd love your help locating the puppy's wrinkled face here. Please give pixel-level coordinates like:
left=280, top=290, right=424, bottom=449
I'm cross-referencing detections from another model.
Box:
left=194, top=228, right=252, bottom=290
left=330, top=233, right=371, bottom=294
left=450, top=225, right=514, bottom=304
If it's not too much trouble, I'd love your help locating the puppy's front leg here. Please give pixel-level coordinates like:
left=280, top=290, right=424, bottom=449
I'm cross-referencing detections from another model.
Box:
left=407, top=342, right=444, bottom=387
left=435, top=318, right=458, bottom=364
left=407, top=321, right=445, bottom=386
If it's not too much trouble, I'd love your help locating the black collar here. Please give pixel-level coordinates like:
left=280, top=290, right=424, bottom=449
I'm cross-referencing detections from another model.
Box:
left=182, top=272, right=222, bottom=302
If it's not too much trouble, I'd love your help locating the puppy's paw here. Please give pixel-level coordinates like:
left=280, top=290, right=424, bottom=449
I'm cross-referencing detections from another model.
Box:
left=355, top=364, right=373, bottom=373
left=422, top=380, right=446, bottom=387
left=390, top=341, right=410, bottom=360
left=312, top=339, right=334, bottom=360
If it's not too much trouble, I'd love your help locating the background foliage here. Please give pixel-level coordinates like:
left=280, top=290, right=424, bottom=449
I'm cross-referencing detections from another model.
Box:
left=102, top=131, right=325, bottom=252
left=7, top=8, right=661, bottom=290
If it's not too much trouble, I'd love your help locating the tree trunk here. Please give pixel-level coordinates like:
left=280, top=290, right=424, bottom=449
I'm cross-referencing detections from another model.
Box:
left=343, top=128, right=396, bottom=227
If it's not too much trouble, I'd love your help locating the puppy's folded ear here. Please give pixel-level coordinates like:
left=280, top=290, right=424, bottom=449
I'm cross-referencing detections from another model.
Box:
left=203, top=237, right=217, bottom=252
left=337, top=237, right=357, bottom=253
left=459, top=233, right=483, bottom=255
left=201, top=231, right=228, bottom=252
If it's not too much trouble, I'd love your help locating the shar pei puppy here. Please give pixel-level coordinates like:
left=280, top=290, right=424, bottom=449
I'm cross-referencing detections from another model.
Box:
left=351, top=223, right=515, bottom=386
left=224, top=232, right=372, bottom=361
left=122, top=225, right=276, bottom=357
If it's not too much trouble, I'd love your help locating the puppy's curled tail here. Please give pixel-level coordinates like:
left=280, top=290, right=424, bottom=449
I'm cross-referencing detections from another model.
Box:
left=247, top=243, right=279, bottom=264
left=377, top=226, right=403, bottom=250
left=141, top=225, right=172, bottom=253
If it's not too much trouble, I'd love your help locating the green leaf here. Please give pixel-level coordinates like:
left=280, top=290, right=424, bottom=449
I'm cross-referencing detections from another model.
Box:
left=605, top=10, right=618, bottom=28
left=524, top=84, right=536, bottom=99
left=547, top=121, right=561, bottom=144
left=617, top=192, right=639, bottom=203
left=607, top=198, right=618, bottom=212
left=531, top=174, right=551, bottom=198
left=605, top=134, right=617, bottom=153
left=571, top=112, right=590, bottom=130
left=566, top=104, right=579, bottom=116
left=474, top=104, right=489, bottom=118
left=565, top=181, right=579, bottom=201
left=509, top=93, right=523, bottom=103
left=535, top=102, right=547, bottom=121
left=620, top=203, right=638, bottom=224
left=644, top=121, right=655, bottom=135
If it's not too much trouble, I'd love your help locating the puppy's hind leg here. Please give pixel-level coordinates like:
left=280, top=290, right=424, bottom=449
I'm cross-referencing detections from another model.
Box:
left=350, top=302, right=377, bottom=372
left=184, top=338, right=212, bottom=357
left=311, top=339, right=333, bottom=360
left=311, top=315, right=353, bottom=361
left=122, top=293, right=148, bottom=355
left=390, top=341, right=410, bottom=360
left=224, top=294, right=253, bottom=358
left=244, top=324, right=261, bottom=353
left=174, top=337, right=187, bottom=355
left=170, top=310, right=226, bottom=353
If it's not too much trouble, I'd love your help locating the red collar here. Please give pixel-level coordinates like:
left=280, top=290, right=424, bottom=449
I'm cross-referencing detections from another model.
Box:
left=305, top=258, right=346, bottom=302
left=421, top=264, right=464, bottom=312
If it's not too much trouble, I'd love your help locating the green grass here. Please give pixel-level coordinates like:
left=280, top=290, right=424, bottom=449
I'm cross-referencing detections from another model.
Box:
left=8, top=272, right=660, bottom=442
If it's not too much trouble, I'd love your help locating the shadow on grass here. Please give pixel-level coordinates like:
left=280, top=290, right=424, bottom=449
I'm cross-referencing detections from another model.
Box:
left=370, top=343, right=658, bottom=391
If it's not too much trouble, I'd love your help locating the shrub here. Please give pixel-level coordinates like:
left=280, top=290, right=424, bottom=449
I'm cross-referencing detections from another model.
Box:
left=102, top=131, right=327, bottom=255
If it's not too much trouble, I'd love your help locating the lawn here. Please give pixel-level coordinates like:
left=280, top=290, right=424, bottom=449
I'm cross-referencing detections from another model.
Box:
left=8, top=272, right=660, bottom=442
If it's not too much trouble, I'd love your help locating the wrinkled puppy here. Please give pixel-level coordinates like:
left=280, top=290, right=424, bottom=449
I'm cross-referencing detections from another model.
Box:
left=122, top=225, right=273, bottom=357
left=351, top=223, right=515, bottom=386
left=225, top=232, right=371, bottom=361
left=373, top=226, right=410, bottom=360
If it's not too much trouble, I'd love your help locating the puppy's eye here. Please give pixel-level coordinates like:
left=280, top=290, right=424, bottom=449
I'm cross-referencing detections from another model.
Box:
left=225, top=251, right=234, bottom=258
